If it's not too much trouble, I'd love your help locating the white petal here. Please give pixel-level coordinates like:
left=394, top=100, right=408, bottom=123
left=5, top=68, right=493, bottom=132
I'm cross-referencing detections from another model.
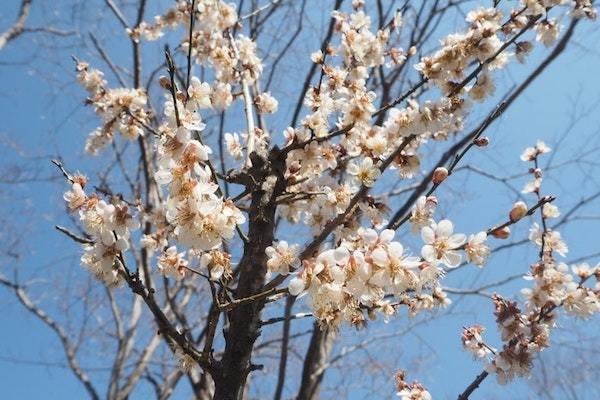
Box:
left=288, top=276, right=305, bottom=296
left=443, top=250, right=462, bottom=268
left=265, top=247, right=276, bottom=258
left=331, top=266, right=346, bottom=283
left=116, top=238, right=129, bottom=251
left=210, top=265, right=224, bottom=281
left=155, top=169, right=173, bottom=185
left=448, top=233, right=467, bottom=248
left=358, top=261, right=371, bottom=280
left=379, top=229, right=395, bottom=243
left=200, top=253, right=212, bottom=268
left=421, top=245, right=436, bottom=262
left=363, top=228, right=378, bottom=244
left=403, top=256, right=421, bottom=269
left=371, top=248, right=388, bottom=267
left=421, top=226, right=435, bottom=244
left=334, top=246, right=350, bottom=264
left=388, top=242, right=404, bottom=258
left=346, top=162, right=359, bottom=175
left=437, top=219, right=453, bottom=237
left=370, top=270, right=387, bottom=287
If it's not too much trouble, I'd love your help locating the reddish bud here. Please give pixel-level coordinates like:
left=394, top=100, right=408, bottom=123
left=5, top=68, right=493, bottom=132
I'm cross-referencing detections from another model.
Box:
left=491, top=226, right=510, bottom=239
left=432, top=167, right=448, bottom=184
left=474, top=137, right=490, bottom=147
left=72, top=174, right=88, bottom=187
left=425, top=195, right=438, bottom=207
left=159, top=76, right=171, bottom=90
left=509, top=201, right=528, bottom=222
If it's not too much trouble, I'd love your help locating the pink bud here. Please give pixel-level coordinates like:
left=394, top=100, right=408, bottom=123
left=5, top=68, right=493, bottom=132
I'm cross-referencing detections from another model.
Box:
left=509, top=201, right=528, bottom=222
left=474, top=137, right=490, bottom=147
left=432, top=167, right=448, bottom=184
left=491, top=226, right=510, bottom=239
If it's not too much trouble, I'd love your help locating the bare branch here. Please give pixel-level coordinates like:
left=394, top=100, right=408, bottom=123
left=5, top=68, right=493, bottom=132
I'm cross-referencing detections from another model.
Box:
left=0, top=0, right=33, bottom=50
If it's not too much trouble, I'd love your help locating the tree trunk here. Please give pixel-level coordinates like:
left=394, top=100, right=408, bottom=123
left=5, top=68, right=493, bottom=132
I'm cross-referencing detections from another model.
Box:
left=296, top=323, right=335, bottom=400
left=213, top=150, right=287, bottom=400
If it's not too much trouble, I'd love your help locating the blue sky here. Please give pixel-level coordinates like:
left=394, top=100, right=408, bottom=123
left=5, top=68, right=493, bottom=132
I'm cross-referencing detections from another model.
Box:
left=1, top=1, right=600, bottom=399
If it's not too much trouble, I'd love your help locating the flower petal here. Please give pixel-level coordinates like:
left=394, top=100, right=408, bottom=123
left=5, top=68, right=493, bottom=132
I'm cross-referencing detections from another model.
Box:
left=437, top=219, right=453, bottom=237
left=421, top=245, right=436, bottom=262
left=421, top=226, right=435, bottom=244
left=448, top=233, right=467, bottom=248
left=288, top=276, right=305, bottom=296
left=371, top=247, right=388, bottom=267
left=443, top=250, right=462, bottom=268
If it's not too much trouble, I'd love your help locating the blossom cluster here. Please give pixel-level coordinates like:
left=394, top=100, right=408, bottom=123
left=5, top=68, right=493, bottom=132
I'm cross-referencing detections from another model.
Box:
left=71, top=1, right=270, bottom=284
left=395, top=370, right=432, bottom=400
left=278, top=9, right=471, bottom=235
left=272, top=1, right=596, bottom=241
left=61, top=0, right=599, bottom=392
left=283, top=228, right=447, bottom=327
left=63, top=176, right=139, bottom=286
left=463, top=142, right=600, bottom=385
left=153, top=120, right=244, bottom=252
left=76, top=61, right=150, bottom=154
left=67, top=0, right=596, bottom=329
left=133, top=0, right=264, bottom=88
left=462, top=325, right=494, bottom=359
left=276, top=211, right=491, bottom=327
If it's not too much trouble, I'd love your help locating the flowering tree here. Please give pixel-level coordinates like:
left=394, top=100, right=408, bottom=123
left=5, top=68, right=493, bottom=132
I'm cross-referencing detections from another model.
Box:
left=3, top=0, right=600, bottom=399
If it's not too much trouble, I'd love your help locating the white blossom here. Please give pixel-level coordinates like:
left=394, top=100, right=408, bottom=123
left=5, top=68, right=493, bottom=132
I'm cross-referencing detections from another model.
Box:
left=421, top=220, right=466, bottom=268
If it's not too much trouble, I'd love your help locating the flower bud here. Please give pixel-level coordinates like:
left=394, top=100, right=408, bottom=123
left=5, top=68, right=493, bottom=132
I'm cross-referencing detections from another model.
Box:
left=159, top=76, right=172, bottom=90
left=432, top=167, right=448, bottom=184
left=425, top=195, right=438, bottom=207
left=310, top=50, right=324, bottom=64
left=490, top=226, right=510, bottom=239
left=72, top=174, right=88, bottom=187
left=288, top=276, right=305, bottom=296
left=509, top=201, right=528, bottom=222
left=473, top=137, right=490, bottom=147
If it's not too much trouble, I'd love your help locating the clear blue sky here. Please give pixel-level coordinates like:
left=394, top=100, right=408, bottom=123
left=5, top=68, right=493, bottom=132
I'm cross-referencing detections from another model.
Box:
left=1, top=1, right=600, bottom=399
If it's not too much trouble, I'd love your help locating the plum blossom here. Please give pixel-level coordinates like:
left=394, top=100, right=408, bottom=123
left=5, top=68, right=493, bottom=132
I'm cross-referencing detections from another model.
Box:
left=200, top=249, right=232, bottom=281
left=347, top=157, right=381, bottom=187
left=76, top=61, right=149, bottom=154
left=288, top=273, right=306, bottom=296
left=266, top=241, right=300, bottom=275
left=224, top=132, right=244, bottom=160
left=158, top=246, right=188, bottom=279
left=535, top=19, right=560, bottom=47
left=421, top=220, right=466, bottom=268
left=529, top=223, right=568, bottom=257
left=520, top=140, right=551, bottom=161
left=254, top=92, right=278, bottom=114
left=63, top=182, right=87, bottom=211
left=462, top=325, right=494, bottom=359
left=465, top=232, right=490, bottom=267
left=187, top=77, right=212, bottom=109
left=395, top=371, right=432, bottom=400
left=409, top=196, right=437, bottom=234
